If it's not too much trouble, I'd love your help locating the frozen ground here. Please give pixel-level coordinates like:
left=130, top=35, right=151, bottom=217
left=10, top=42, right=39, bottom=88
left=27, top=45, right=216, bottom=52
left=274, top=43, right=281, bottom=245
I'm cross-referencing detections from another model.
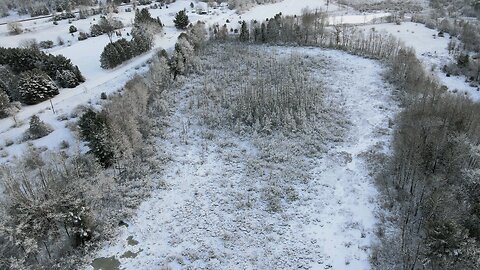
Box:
left=86, top=47, right=398, bottom=270
left=362, top=22, right=480, bottom=100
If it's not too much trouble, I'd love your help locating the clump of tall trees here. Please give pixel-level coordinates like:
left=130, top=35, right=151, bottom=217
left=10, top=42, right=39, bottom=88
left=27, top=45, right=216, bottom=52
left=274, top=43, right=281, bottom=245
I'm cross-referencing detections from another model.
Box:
left=100, top=8, right=161, bottom=69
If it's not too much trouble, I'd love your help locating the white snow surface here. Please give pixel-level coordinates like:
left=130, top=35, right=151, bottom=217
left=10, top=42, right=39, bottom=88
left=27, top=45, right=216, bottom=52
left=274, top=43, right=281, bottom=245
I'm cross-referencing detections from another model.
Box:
left=362, top=22, right=480, bottom=101
left=86, top=47, right=398, bottom=270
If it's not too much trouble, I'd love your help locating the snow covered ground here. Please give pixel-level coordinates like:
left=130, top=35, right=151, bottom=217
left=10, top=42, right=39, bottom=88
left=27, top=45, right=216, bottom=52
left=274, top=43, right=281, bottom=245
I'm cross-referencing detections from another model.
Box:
left=86, top=47, right=398, bottom=270
left=362, top=22, right=480, bottom=100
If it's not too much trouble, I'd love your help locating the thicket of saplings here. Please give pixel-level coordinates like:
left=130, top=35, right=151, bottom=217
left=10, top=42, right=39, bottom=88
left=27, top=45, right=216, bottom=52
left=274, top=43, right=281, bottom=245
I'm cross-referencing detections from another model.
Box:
left=231, top=10, right=480, bottom=269
left=337, top=0, right=423, bottom=13
left=197, top=44, right=323, bottom=134
left=190, top=41, right=347, bottom=212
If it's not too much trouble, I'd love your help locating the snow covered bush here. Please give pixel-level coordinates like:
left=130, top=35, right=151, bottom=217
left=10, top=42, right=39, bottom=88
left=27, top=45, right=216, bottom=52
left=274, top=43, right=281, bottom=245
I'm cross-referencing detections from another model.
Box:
left=7, top=22, right=22, bottom=35
left=69, top=25, right=77, bottom=33
left=17, top=69, right=59, bottom=105
left=39, top=40, right=54, bottom=49
left=78, top=31, right=89, bottom=41
left=90, top=23, right=103, bottom=37
left=24, top=115, right=52, bottom=140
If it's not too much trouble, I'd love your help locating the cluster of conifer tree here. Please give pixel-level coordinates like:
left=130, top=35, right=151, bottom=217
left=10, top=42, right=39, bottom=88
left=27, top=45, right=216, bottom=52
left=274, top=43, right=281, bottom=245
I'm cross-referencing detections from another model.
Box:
left=0, top=47, right=84, bottom=114
left=100, top=8, right=162, bottom=69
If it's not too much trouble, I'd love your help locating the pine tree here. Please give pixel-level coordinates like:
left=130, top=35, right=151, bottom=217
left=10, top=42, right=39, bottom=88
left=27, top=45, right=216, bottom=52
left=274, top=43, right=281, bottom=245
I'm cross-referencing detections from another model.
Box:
left=135, top=8, right=156, bottom=26
left=266, top=18, right=279, bottom=42
left=26, top=115, right=52, bottom=140
left=18, top=69, right=59, bottom=105
left=239, top=21, right=250, bottom=42
left=174, top=10, right=190, bottom=30
left=115, top=38, right=133, bottom=60
left=131, top=26, right=153, bottom=55
left=56, top=69, right=78, bottom=88
left=90, top=24, right=103, bottom=37
left=100, top=42, right=121, bottom=69
left=78, top=109, right=115, bottom=167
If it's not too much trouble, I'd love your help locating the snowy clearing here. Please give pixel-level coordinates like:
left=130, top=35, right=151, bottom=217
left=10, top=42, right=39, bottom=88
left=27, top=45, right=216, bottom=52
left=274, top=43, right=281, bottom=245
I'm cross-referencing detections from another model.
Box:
left=362, top=22, right=480, bottom=100
left=86, top=46, right=398, bottom=270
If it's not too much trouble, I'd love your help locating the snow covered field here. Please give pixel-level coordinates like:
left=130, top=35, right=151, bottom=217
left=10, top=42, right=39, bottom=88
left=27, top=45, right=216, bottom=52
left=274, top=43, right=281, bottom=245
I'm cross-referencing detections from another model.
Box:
left=362, top=22, right=480, bottom=100
left=86, top=46, right=398, bottom=270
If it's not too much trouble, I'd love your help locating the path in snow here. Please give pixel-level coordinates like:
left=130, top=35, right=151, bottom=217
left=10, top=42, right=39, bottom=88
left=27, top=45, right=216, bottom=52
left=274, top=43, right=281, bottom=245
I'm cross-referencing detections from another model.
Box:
left=88, top=47, right=398, bottom=270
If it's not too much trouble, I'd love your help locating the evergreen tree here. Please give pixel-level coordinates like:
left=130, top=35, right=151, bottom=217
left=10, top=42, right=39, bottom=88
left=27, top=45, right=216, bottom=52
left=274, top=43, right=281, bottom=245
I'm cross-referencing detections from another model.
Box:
left=26, top=115, right=52, bottom=140
left=239, top=21, right=249, bottom=42
left=134, top=8, right=159, bottom=26
left=115, top=38, right=133, bottom=60
left=100, top=42, right=121, bottom=69
left=170, top=37, right=195, bottom=79
left=0, top=47, right=84, bottom=89
left=266, top=18, right=279, bottom=42
left=56, top=69, right=78, bottom=88
left=90, top=24, right=103, bottom=36
left=131, top=26, right=154, bottom=55
left=174, top=10, right=190, bottom=30
left=0, top=65, right=17, bottom=100
left=18, top=69, right=59, bottom=105
left=78, top=109, right=115, bottom=167
left=261, top=22, right=267, bottom=42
